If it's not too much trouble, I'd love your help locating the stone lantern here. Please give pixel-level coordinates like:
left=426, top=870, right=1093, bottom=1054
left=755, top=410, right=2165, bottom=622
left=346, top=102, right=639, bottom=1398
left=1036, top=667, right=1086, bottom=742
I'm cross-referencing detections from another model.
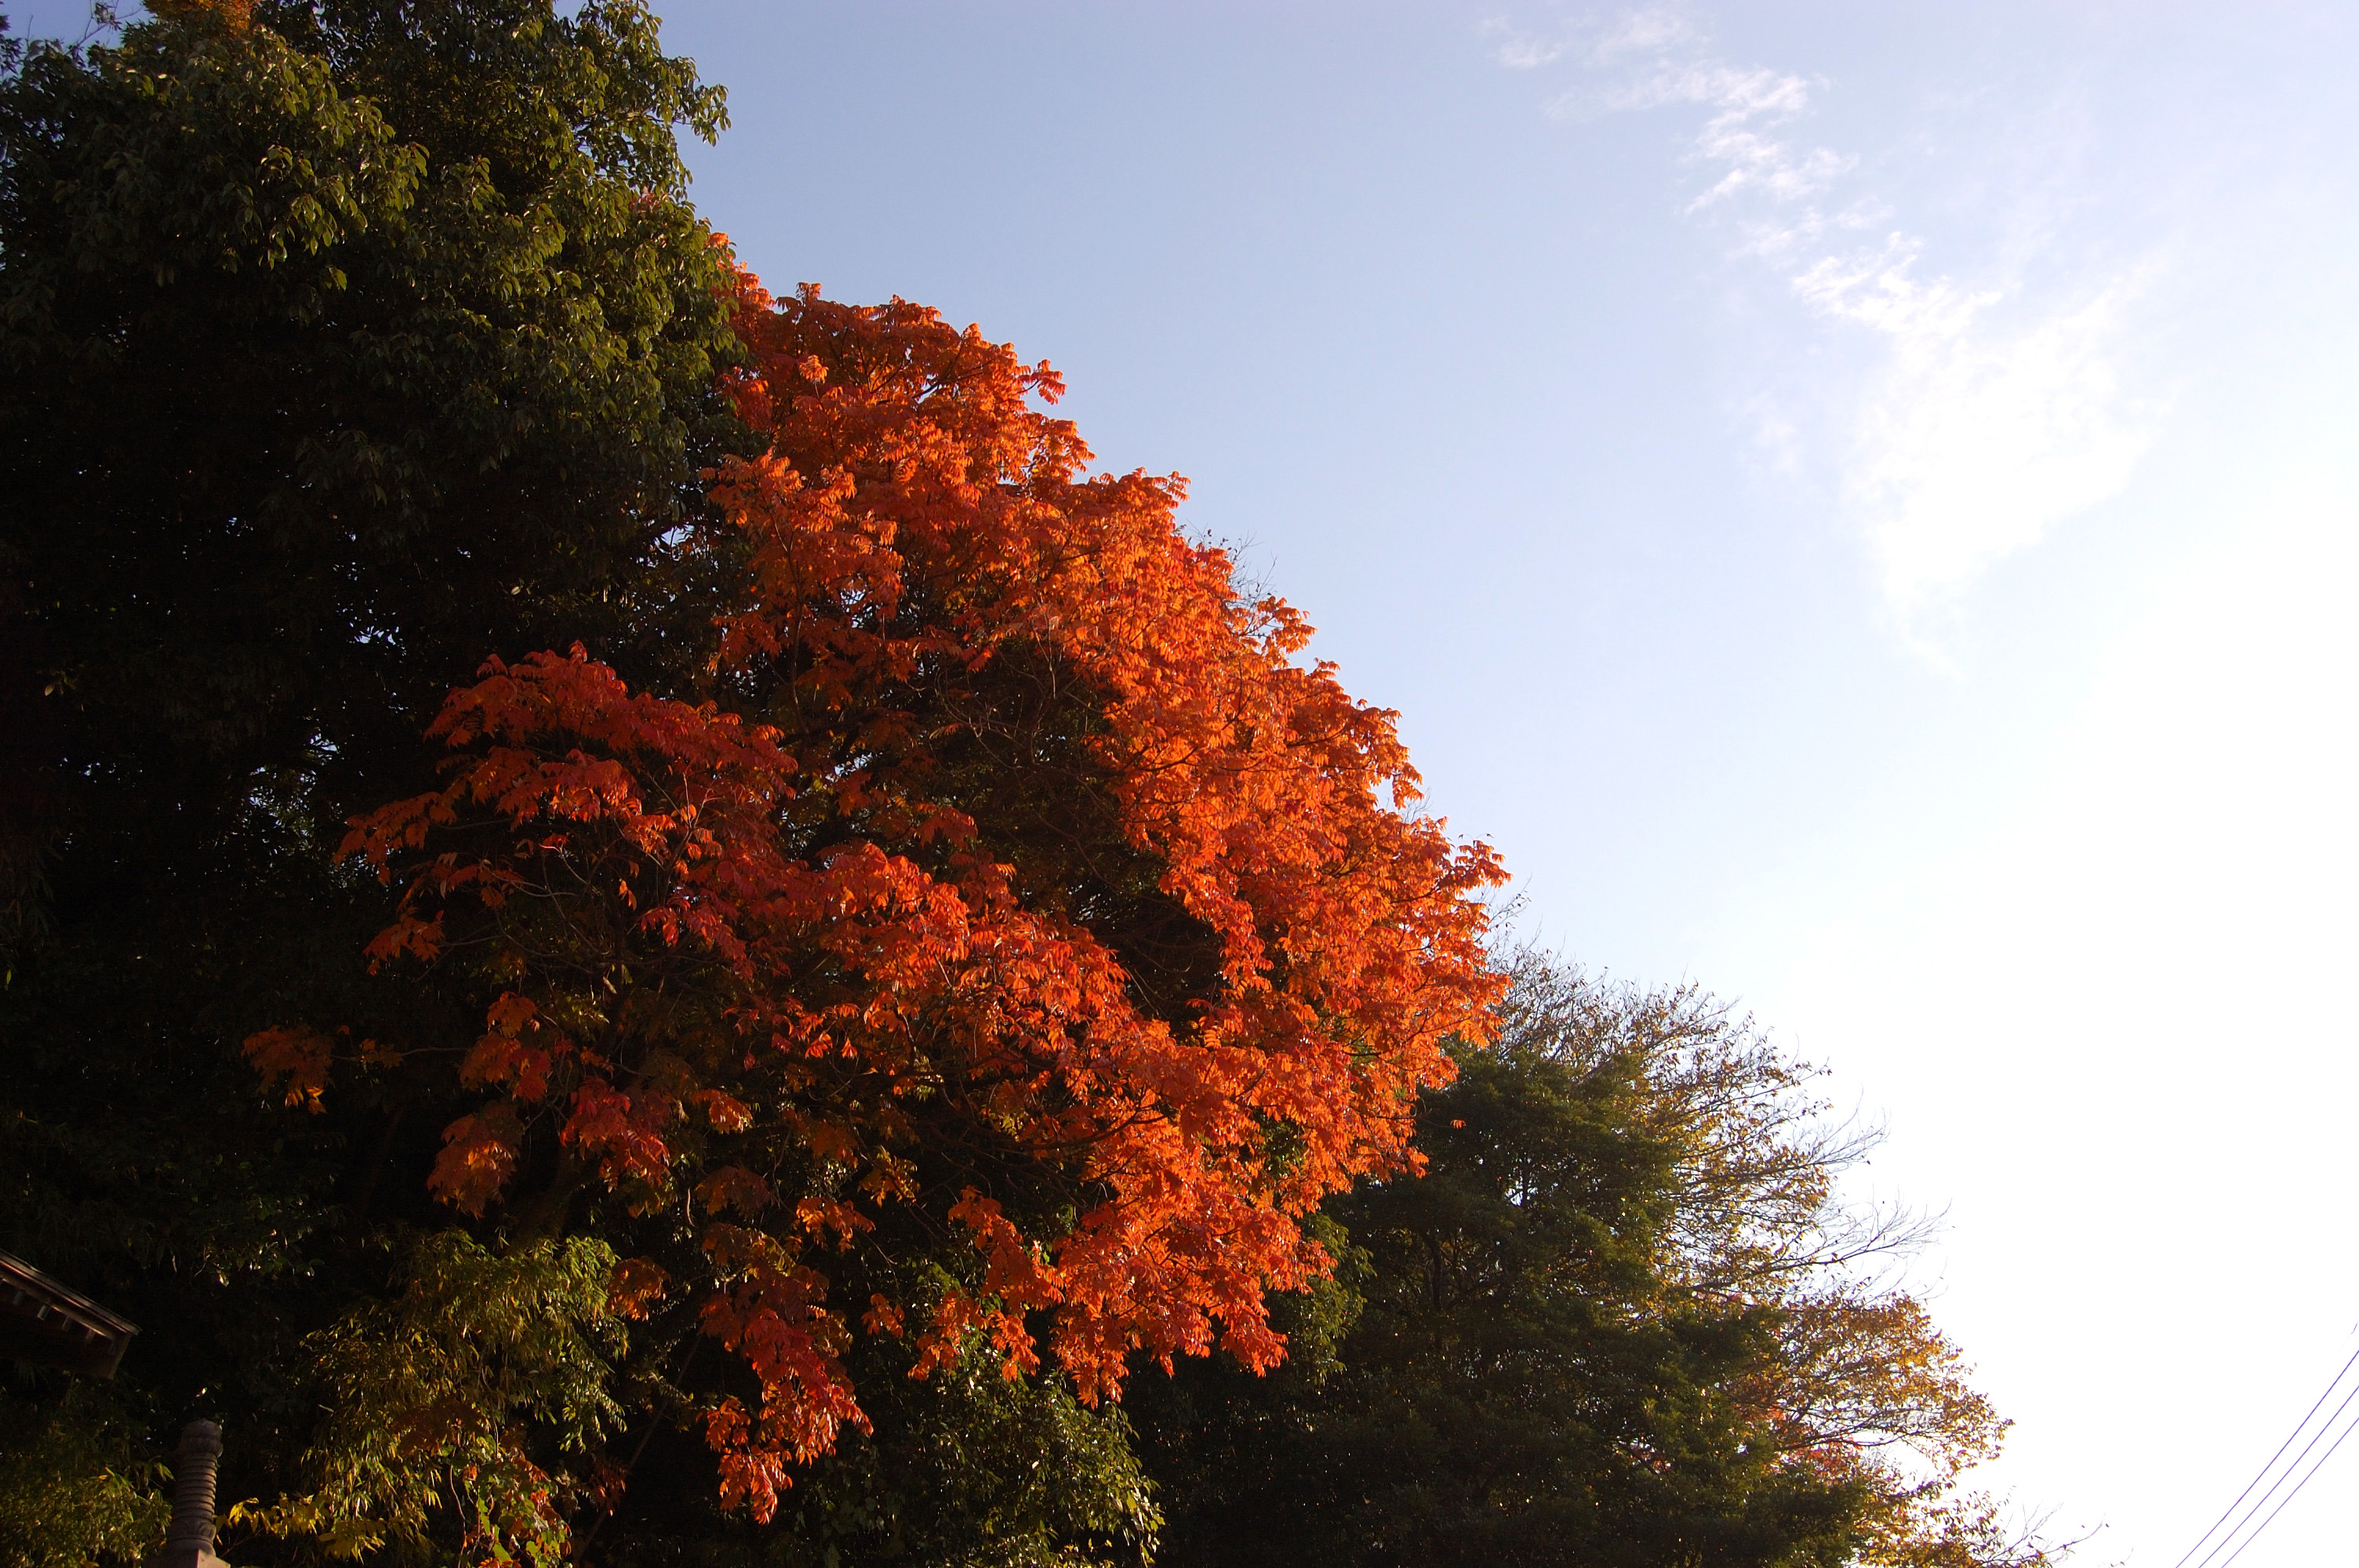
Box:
left=152, top=1421, right=234, bottom=1568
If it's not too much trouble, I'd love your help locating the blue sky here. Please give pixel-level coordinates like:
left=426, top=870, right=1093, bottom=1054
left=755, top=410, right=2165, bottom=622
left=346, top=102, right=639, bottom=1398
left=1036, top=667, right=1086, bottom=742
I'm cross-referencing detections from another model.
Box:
left=24, top=1, right=2359, bottom=1559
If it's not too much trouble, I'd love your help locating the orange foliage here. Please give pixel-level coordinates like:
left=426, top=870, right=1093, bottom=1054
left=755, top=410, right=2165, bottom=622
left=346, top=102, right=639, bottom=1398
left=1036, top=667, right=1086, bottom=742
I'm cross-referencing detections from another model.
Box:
left=242, top=1025, right=333, bottom=1113
left=313, top=263, right=1505, bottom=1520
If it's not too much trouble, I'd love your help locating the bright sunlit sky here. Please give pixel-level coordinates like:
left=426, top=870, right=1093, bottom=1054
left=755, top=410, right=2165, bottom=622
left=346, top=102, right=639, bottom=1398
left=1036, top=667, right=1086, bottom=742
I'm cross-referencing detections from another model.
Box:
left=25, top=0, right=2359, bottom=1560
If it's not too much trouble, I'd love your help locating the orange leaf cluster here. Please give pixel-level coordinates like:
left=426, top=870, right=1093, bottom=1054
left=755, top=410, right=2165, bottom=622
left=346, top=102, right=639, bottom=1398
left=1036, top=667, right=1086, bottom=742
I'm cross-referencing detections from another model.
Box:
left=304, top=263, right=1505, bottom=1520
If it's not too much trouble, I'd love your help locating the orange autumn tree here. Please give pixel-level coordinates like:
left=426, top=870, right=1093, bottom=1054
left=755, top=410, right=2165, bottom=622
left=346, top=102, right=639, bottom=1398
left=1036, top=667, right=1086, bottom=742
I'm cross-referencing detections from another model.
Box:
left=261, top=263, right=1504, bottom=1531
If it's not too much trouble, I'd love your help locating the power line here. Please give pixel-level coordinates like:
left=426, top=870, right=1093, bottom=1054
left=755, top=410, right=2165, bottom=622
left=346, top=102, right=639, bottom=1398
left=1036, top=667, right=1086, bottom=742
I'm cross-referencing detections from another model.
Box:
left=2180, top=1355, right=2359, bottom=1568
left=2211, top=1399, right=2359, bottom=1568
left=2172, top=1344, right=2359, bottom=1568
left=2190, top=1380, right=2359, bottom=1568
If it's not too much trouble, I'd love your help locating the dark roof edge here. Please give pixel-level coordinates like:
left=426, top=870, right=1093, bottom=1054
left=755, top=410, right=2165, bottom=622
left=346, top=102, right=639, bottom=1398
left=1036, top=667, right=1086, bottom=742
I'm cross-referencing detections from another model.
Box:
left=0, top=1247, right=142, bottom=1341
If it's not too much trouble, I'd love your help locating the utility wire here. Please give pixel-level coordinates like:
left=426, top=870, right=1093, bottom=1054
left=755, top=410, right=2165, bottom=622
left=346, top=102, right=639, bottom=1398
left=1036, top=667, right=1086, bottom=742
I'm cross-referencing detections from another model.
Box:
left=2169, top=1345, right=2359, bottom=1568
left=2211, top=1399, right=2359, bottom=1568
left=2186, top=1376, right=2359, bottom=1568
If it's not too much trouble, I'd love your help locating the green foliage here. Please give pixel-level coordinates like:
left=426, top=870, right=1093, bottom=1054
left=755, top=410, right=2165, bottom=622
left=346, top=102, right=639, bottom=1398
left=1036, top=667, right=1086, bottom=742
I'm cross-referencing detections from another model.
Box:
left=574, top=1250, right=1166, bottom=1566
left=1130, top=955, right=2038, bottom=1568
left=761, top=1342, right=1162, bottom=1568
left=1, top=0, right=743, bottom=839
left=241, top=1232, right=627, bottom=1565
left=0, top=0, right=747, bottom=1559
left=0, top=1379, right=172, bottom=1568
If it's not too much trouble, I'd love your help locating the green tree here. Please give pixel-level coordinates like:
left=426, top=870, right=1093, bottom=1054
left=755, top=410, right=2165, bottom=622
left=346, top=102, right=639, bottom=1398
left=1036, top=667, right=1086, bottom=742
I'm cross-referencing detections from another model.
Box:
left=613, top=1329, right=1161, bottom=1568
left=0, top=1381, right=170, bottom=1568
left=1132, top=955, right=2050, bottom=1568
left=0, top=1, right=747, bottom=1559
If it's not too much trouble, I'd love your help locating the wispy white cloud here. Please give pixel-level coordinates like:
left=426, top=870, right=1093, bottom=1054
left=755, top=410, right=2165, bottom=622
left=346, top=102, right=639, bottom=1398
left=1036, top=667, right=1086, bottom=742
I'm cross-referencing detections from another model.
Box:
left=1799, top=243, right=2161, bottom=617
left=1548, top=60, right=1855, bottom=209
left=1481, top=7, right=1700, bottom=73
left=1485, top=28, right=1568, bottom=70
left=1591, top=8, right=1700, bottom=61
left=1478, top=13, right=1572, bottom=70
left=1491, top=9, right=2166, bottom=635
left=1596, top=60, right=1811, bottom=118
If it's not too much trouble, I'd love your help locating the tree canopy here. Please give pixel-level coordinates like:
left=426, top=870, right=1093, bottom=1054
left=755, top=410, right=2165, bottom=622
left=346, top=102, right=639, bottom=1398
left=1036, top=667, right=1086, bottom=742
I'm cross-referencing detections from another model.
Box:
left=261, top=263, right=1505, bottom=1552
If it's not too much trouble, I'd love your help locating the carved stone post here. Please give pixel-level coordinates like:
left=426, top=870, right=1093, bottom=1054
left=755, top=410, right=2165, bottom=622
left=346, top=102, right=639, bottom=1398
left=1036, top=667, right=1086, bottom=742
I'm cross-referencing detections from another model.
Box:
left=151, top=1421, right=231, bottom=1568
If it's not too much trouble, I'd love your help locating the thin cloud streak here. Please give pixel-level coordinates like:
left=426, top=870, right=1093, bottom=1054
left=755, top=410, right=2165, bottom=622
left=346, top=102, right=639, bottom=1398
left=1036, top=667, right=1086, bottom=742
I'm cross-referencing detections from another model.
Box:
left=1481, top=7, right=1700, bottom=73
